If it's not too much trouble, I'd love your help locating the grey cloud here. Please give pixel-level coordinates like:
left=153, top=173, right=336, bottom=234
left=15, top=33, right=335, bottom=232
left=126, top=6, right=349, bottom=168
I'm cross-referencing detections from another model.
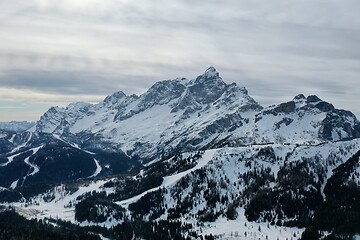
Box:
left=0, top=0, right=360, bottom=120
left=0, top=70, right=107, bottom=95
left=0, top=70, right=154, bottom=96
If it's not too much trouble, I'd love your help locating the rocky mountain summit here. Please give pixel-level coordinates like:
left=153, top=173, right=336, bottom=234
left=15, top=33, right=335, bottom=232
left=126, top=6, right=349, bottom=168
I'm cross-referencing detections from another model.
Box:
left=34, top=67, right=264, bottom=162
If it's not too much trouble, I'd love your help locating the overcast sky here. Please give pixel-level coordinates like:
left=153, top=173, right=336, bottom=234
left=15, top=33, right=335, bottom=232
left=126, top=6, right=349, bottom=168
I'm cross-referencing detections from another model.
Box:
left=0, top=0, right=360, bottom=121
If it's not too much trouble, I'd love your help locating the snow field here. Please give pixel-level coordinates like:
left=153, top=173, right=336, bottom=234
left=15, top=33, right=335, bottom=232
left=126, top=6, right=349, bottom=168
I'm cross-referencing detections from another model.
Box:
left=10, top=179, right=113, bottom=223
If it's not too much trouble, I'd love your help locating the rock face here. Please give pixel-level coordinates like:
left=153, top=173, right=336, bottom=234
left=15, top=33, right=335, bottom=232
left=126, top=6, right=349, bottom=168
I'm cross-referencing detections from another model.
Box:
left=275, top=101, right=296, bottom=113
left=320, top=109, right=360, bottom=140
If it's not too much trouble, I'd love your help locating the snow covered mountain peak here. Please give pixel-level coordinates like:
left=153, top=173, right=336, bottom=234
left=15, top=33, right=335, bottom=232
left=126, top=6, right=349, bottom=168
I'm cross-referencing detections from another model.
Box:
left=29, top=68, right=360, bottom=161
left=306, top=94, right=322, bottom=103
left=138, top=79, right=187, bottom=109
left=252, top=94, right=360, bottom=144
left=31, top=68, right=265, bottom=161
left=290, top=94, right=335, bottom=112
left=103, top=91, right=127, bottom=105
left=65, top=102, right=92, bottom=112
left=293, top=93, right=306, bottom=100
left=175, top=67, right=227, bottom=107
left=194, top=66, right=223, bottom=85
left=197, top=66, right=220, bottom=80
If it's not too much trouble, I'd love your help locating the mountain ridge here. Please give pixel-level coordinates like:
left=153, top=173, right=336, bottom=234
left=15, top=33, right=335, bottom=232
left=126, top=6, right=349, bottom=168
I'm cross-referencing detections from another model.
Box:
left=33, top=67, right=360, bottom=154
left=33, top=67, right=263, bottom=161
left=0, top=67, right=358, bottom=188
left=0, top=67, right=360, bottom=239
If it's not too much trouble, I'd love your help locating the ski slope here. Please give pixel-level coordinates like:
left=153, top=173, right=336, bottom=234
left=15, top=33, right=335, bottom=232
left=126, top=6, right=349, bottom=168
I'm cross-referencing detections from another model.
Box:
left=11, top=180, right=110, bottom=222
left=117, top=149, right=217, bottom=207
left=9, top=145, right=43, bottom=189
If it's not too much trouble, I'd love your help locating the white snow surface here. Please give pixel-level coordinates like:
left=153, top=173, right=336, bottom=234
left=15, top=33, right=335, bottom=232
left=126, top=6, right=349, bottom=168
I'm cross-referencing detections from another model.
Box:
left=24, top=145, right=42, bottom=177
left=0, top=151, right=24, bottom=167
left=8, top=134, right=15, bottom=143
left=196, top=209, right=303, bottom=240
left=10, top=180, right=19, bottom=190
left=10, top=180, right=110, bottom=223
left=98, top=234, right=110, bottom=240
left=88, top=158, right=102, bottom=178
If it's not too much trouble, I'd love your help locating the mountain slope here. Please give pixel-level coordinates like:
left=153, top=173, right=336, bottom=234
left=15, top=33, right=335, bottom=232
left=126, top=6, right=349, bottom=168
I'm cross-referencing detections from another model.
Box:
left=32, top=67, right=360, bottom=163
left=6, top=139, right=360, bottom=239
left=34, top=67, right=263, bottom=163
left=1, top=67, right=360, bottom=239
left=1, top=67, right=360, bottom=190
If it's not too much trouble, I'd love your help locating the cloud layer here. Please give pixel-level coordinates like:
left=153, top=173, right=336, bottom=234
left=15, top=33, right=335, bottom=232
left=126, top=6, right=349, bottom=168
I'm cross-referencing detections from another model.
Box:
left=0, top=0, right=360, bottom=121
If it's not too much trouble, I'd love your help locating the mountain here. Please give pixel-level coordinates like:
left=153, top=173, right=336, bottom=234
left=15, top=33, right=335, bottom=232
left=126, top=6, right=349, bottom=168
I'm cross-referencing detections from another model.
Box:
left=1, top=67, right=360, bottom=239
left=29, top=67, right=360, bottom=160
left=0, top=121, right=35, bottom=132
left=34, top=67, right=262, bottom=162
left=253, top=94, right=360, bottom=144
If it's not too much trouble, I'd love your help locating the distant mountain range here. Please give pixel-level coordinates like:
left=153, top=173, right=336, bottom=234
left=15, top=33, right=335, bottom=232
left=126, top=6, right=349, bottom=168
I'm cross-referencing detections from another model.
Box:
left=0, top=67, right=359, bottom=239
left=0, top=121, right=35, bottom=132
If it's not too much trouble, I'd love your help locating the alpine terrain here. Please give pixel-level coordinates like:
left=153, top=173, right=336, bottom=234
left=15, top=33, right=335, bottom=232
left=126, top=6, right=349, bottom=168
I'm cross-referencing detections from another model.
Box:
left=0, top=67, right=359, bottom=240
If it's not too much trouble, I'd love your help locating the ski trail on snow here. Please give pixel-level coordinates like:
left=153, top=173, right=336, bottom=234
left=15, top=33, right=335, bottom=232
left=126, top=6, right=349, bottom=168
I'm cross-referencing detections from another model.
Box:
left=10, top=145, right=43, bottom=189
left=10, top=180, right=19, bottom=189
left=8, top=134, right=15, bottom=143
left=117, top=149, right=217, bottom=208
left=88, top=158, right=102, bottom=178
left=53, top=134, right=101, bottom=178
left=52, top=134, right=95, bottom=155
left=0, top=151, right=24, bottom=167
left=10, top=132, right=32, bottom=153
